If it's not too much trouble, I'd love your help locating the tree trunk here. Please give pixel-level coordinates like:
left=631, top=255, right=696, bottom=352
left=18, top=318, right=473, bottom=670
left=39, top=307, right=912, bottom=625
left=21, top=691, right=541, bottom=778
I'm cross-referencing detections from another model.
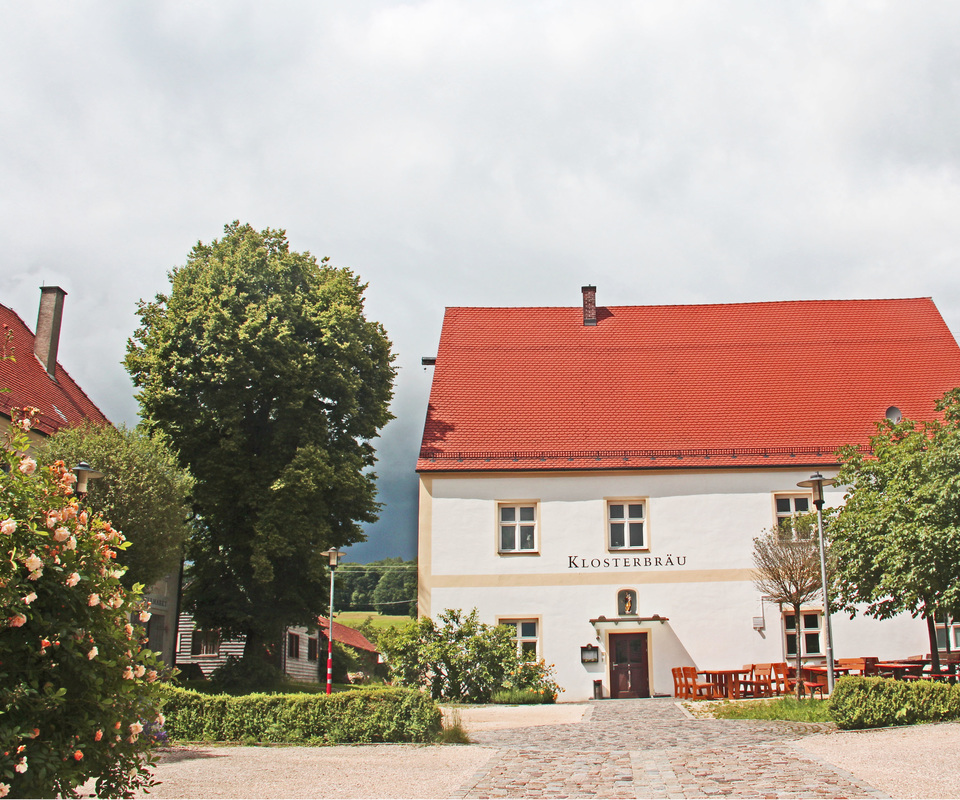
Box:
left=243, top=629, right=282, bottom=670
left=926, top=611, right=941, bottom=674
left=793, top=604, right=805, bottom=700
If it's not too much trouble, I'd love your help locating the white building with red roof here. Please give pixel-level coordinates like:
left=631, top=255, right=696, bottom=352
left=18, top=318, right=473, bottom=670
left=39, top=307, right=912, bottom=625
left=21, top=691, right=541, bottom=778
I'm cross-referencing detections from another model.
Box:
left=417, top=287, right=960, bottom=700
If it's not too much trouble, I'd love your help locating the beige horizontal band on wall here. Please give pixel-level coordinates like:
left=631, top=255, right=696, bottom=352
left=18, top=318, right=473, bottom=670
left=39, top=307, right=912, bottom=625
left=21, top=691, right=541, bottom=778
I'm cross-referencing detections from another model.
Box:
left=428, top=568, right=755, bottom=589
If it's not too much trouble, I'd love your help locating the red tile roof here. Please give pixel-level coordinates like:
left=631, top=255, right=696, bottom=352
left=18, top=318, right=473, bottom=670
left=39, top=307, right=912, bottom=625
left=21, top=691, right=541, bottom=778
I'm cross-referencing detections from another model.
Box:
left=0, top=302, right=111, bottom=435
left=319, top=619, right=378, bottom=653
left=418, top=298, right=960, bottom=471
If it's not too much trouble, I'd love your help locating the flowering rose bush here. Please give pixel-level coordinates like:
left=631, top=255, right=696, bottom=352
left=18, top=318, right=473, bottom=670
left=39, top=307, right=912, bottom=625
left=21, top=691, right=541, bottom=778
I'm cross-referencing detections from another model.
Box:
left=0, top=408, right=165, bottom=798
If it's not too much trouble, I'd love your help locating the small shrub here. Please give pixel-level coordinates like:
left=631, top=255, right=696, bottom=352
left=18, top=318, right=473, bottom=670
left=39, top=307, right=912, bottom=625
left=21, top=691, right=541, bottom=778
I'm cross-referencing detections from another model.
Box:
left=437, top=709, right=470, bottom=744
left=828, top=676, right=960, bottom=729
left=160, top=686, right=442, bottom=744
left=491, top=688, right=557, bottom=705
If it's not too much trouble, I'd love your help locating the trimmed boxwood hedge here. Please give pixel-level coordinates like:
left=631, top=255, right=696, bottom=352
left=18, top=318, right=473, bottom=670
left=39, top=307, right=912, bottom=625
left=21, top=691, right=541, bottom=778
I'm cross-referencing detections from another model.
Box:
left=160, top=686, right=442, bottom=744
left=829, top=676, right=960, bottom=729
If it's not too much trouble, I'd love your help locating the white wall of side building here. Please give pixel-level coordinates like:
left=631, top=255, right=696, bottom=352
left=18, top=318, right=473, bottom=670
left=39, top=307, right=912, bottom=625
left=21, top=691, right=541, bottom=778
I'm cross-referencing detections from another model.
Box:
left=418, top=467, right=929, bottom=702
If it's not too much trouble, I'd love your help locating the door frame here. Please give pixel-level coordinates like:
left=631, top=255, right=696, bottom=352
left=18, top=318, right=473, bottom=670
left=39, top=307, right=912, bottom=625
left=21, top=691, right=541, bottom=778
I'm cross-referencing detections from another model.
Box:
left=607, top=630, right=651, bottom=698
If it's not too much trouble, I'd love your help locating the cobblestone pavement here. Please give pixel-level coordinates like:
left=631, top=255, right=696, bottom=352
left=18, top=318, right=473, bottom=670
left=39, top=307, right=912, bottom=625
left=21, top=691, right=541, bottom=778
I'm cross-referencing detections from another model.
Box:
left=454, top=698, right=885, bottom=799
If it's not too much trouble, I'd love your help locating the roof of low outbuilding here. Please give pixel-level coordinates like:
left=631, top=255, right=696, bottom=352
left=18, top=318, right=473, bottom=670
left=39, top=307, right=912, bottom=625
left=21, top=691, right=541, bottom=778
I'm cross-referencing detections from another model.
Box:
left=0, top=302, right=111, bottom=435
left=417, top=297, right=960, bottom=472
left=318, top=619, right=378, bottom=653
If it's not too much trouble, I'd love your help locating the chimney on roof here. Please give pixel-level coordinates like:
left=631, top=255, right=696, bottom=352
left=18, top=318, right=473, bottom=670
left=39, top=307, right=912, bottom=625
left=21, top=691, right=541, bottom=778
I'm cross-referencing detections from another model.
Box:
left=35, top=286, right=67, bottom=379
left=581, top=285, right=597, bottom=326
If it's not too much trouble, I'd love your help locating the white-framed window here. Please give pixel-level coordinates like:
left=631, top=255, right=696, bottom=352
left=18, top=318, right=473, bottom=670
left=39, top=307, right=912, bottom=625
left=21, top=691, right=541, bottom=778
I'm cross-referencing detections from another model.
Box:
left=190, top=629, right=220, bottom=657
left=498, top=503, right=538, bottom=553
left=499, top=618, right=540, bottom=661
left=784, top=610, right=823, bottom=657
left=607, top=500, right=646, bottom=550
left=935, top=618, right=960, bottom=651
left=775, top=494, right=811, bottom=534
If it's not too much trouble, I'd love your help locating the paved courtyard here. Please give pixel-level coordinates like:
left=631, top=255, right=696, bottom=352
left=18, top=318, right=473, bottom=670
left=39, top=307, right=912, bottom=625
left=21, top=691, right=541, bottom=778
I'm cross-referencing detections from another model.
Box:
left=457, top=698, right=878, bottom=799
left=137, top=698, right=960, bottom=798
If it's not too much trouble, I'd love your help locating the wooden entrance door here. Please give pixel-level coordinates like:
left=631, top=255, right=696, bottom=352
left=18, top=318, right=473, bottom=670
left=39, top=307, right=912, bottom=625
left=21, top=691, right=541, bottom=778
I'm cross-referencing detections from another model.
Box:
left=609, top=632, right=649, bottom=698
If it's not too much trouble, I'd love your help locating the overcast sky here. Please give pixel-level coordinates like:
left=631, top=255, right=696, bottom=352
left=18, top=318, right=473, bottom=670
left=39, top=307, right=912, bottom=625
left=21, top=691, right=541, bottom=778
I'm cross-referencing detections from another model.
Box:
left=3, top=2, right=960, bottom=562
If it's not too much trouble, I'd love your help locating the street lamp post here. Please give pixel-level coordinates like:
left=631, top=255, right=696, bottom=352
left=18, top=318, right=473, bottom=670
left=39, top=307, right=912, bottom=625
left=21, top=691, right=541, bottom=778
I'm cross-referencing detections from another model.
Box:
left=72, top=461, right=104, bottom=497
left=321, top=548, right=343, bottom=695
left=797, top=472, right=837, bottom=693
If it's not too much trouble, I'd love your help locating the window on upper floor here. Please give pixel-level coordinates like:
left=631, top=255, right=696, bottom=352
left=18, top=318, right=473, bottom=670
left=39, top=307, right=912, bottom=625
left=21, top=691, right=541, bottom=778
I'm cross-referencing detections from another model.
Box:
left=784, top=610, right=823, bottom=657
left=607, top=500, right=646, bottom=550
left=498, top=503, right=538, bottom=553
left=775, top=494, right=811, bottom=535
left=499, top=618, right=540, bottom=661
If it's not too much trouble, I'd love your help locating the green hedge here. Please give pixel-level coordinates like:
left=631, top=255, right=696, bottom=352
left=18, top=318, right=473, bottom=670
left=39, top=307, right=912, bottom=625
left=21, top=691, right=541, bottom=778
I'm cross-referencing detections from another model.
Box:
left=160, top=686, right=442, bottom=744
left=829, top=676, right=960, bottom=729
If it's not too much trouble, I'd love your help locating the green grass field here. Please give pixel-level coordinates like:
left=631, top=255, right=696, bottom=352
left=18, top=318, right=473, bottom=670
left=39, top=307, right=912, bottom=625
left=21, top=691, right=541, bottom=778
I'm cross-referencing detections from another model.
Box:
left=335, top=611, right=413, bottom=632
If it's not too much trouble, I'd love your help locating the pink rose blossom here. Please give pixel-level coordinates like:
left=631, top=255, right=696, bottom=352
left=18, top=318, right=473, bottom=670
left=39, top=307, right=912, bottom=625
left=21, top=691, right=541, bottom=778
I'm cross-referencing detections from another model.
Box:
left=8, top=614, right=27, bottom=628
left=134, top=664, right=146, bottom=678
left=0, top=519, right=15, bottom=535
left=18, top=458, right=37, bottom=475
left=23, top=553, right=42, bottom=572
left=18, top=417, right=32, bottom=431
left=124, top=623, right=134, bottom=637
left=0, top=782, right=9, bottom=797
left=28, top=569, right=42, bottom=581
left=87, top=647, right=98, bottom=660
left=94, top=730, right=103, bottom=741
left=53, top=527, right=70, bottom=542
left=123, top=666, right=134, bottom=679
left=66, top=572, right=80, bottom=587
left=139, top=610, right=151, bottom=622
left=22, top=592, right=37, bottom=605
left=88, top=593, right=100, bottom=607
left=46, top=513, right=58, bottom=529
left=147, top=670, right=158, bottom=682
left=129, top=722, right=143, bottom=735
left=65, top=536, right=76, bottom=551
left=14, top=758, right=27, bottom=773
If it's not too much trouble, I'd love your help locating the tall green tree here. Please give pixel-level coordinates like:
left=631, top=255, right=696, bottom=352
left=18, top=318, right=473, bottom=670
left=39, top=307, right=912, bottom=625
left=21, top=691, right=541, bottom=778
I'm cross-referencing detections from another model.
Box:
left=124, top=222, right=395, bottom=665
left=832, top=389, right=960, bottom=673
left=38, top=424, right=194, bottom=589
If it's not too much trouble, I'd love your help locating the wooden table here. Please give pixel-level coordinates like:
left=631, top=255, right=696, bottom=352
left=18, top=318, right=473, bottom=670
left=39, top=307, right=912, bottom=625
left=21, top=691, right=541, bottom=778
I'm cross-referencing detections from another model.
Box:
left=875, top=661, right=926, bottom=680
left=699, top=669, right=752, bottom=699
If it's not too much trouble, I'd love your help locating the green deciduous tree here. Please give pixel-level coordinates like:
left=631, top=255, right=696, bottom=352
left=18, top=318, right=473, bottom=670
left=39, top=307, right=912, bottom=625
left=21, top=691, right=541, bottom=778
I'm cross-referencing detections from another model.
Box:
left=38, top=424, right=193, bottom=590
left=124, top=222, right=395, bottom=667
left=752, top=517, right=823, bottom=699
left=0, top=408, right=165, bottom=798
left=832, top=389, right=960, bottom=674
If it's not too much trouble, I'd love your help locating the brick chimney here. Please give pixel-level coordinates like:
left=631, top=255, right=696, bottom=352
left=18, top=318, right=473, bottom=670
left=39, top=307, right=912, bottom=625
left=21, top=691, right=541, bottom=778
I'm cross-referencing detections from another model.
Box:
left=581, top=285, right=597, bottom=326
left=35, top=286, right=67, bottom=379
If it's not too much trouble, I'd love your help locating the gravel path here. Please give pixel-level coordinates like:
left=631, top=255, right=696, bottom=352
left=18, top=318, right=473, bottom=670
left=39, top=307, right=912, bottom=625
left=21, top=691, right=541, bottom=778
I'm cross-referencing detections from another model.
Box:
left=131, top=700, right=960, bottom=798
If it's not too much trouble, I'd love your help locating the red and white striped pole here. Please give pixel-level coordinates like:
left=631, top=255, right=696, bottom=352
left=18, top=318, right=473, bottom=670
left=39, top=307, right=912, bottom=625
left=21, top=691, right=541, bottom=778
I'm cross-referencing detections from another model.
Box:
left=322, top=549, right=342, bottom=695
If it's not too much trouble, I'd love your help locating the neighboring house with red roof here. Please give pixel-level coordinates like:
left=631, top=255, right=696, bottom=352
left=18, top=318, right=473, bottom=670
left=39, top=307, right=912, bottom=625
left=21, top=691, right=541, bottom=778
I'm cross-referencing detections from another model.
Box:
left=1, top=287, right=179, bottom=666
left=0, top=287, right=110, bottom=437
left=174, top=615, right=379, bottom=683
left=417, top=287, right=960, bottom=700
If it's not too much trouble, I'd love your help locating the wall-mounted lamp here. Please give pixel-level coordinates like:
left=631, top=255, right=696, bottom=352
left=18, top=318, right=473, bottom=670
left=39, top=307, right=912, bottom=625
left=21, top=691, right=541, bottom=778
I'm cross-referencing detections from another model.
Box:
left=580, top=644, right=600, bottom=663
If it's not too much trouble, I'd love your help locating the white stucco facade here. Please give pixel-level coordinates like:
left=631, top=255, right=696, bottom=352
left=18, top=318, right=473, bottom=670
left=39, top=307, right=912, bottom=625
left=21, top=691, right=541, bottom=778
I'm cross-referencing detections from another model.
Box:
left=418, top=466, right=929, bottom=702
